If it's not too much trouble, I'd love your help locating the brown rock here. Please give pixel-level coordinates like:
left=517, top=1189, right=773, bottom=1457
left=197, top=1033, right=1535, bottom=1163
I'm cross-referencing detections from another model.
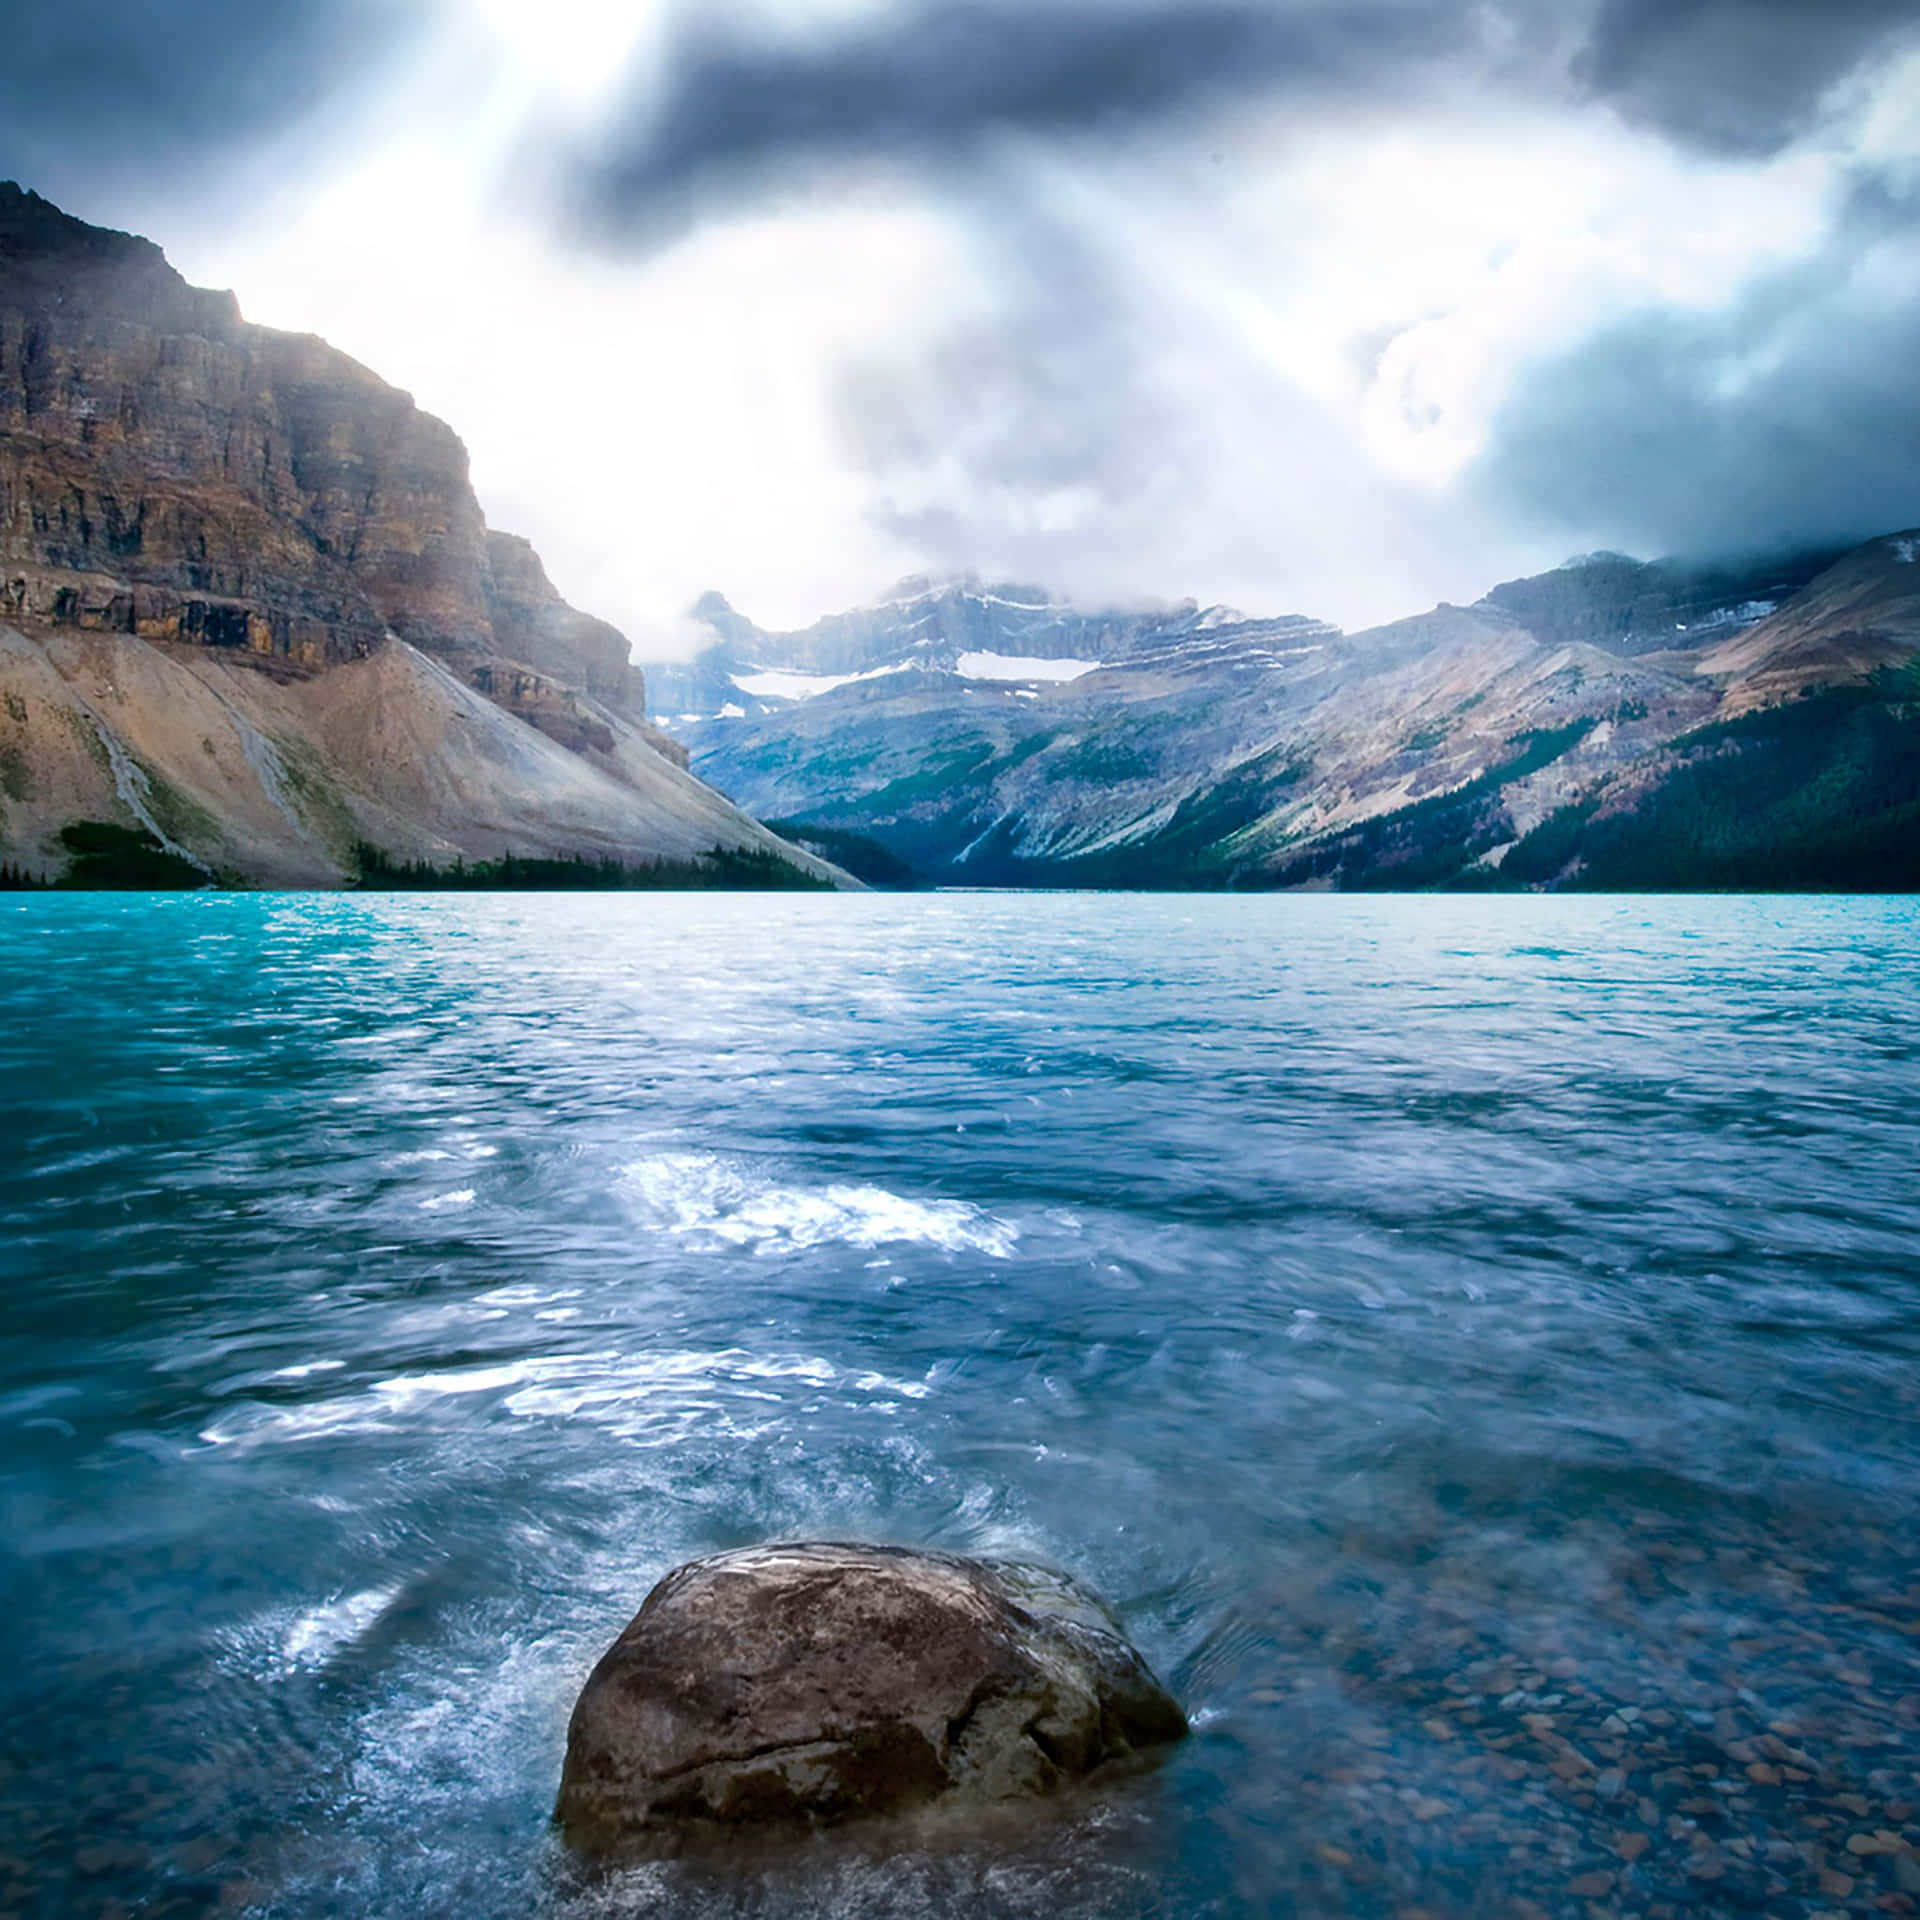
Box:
left=555, top=1543, right=1186, bottom=1852
left=481, top=532, right=641, bottom=719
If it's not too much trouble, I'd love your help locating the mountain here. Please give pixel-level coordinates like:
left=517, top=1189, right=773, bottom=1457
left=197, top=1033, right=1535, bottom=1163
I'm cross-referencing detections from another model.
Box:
left=647, top=576, right=1335, bottom=723
left=1475, top=547, right=1848, bottom=658
left=0, top=184, right=841, bottom=888
left=646, top=541, right=1920, bottom=891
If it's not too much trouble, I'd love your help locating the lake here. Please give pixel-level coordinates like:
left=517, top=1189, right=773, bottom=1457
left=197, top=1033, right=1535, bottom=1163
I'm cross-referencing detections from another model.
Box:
left=2, top=892, right=1917, bottom=1918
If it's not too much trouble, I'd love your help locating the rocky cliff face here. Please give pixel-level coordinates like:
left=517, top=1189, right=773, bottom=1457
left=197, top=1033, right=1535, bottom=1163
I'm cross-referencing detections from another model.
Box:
left=0, top=185, right=835, bottom=888
left=1476, top=547, right=1847, bottom=658
left=0, top=182, right=641, bottom=719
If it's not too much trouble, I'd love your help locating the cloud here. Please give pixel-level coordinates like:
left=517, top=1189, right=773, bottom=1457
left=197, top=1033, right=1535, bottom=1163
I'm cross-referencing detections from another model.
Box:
left=11, top=0, right=1920, bottom=638
left=833, top=190, right=1164, bottom=495
left=819, top=161, right=1527, bottom=625
left=1471, top=171, right=1920, bottom=558
left=1573, top=0, right=1920, bottom=156
left=0, top=0, right=429, bottom=204
left=548, top=0, right=1920, bottom=599
left=573, top=0, right=1499, bottom=238
left=571, top=0, right=1920, bottom=239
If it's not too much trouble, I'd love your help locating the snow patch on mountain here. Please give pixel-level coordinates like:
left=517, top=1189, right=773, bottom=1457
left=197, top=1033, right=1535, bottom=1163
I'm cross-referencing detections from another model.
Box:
left=955, top=651, right=1101, bottom=683
left=731, top=664, right=908, bottom=701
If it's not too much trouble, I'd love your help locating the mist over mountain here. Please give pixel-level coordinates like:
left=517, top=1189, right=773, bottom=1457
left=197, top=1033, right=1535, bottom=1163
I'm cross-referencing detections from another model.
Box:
left=9, top=3, right=1915, bottom=646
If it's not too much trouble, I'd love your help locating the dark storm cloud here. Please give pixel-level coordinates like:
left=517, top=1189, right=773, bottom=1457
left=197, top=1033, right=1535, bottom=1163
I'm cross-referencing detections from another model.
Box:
left=0, top=0, right=426, bottom=202
left=1473, top=176, right=1920, bottom=560
left=574, top=0, right=1920, bottom=235
left=1573, top=0, right=1920, bottom=156
left=576, top=0, right=1492, bottom=235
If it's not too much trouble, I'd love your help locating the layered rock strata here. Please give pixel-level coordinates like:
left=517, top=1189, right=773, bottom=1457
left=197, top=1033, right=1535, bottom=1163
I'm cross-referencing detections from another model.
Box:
left=0, top=181, right=640, bottom=722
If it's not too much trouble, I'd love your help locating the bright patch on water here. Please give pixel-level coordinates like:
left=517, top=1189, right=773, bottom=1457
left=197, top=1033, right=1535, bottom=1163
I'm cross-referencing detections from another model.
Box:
left=618, top=1150, right=1019, bottom=1256
left=280, top=1586, right=402, bottom=1670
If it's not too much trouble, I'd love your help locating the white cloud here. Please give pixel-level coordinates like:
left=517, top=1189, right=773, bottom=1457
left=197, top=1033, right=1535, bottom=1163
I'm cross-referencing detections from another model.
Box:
left=150, top=0, right=1912, bottom=642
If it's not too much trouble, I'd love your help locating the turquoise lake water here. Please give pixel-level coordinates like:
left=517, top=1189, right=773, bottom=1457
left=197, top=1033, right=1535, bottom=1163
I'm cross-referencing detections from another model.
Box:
left=2, top=892, right=1918, bottom=1918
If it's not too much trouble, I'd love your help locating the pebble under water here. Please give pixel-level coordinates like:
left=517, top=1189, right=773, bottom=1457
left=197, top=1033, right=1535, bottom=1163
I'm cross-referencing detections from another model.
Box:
left=2, top=891, right=1919, bottom=1920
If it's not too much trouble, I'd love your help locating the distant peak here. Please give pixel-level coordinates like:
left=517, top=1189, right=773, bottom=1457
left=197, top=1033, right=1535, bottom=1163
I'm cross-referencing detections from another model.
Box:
left=881, top=573, right=942, bottom=602
left=0, top=181, right=167, bottom=271
left=1194, top=603, right=1250, bottom=630
left=690, top=590, right=737, bottom=619
left=874, top=573, right=979, bottom=608
left=1555, top=550, right=1643, bottom=571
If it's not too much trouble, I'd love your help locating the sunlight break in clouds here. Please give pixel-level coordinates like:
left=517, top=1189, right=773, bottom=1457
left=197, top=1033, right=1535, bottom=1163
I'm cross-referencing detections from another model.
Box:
left=54, top=0, right=1919, bottom=642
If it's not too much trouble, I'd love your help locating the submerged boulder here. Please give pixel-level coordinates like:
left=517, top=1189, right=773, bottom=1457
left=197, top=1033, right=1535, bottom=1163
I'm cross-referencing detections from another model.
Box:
left=555, top=1541, right=1186, bottom=1851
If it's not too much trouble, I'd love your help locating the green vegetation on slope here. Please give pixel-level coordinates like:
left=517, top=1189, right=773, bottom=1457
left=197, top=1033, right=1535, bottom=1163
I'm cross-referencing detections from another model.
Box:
left=763, top=820, right=917, bottom=888
left=1258, top=718, right=1601, bottom=892
left=353, top=842, right=831, bottom=892
left=1502, top=682, right=1920, bottom=892
left=55, top=821, right=209, bottom=889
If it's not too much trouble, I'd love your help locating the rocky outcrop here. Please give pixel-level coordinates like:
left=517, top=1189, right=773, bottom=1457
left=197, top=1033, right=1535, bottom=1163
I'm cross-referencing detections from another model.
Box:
left=555, top=1542, right=1186, bottom=1853
left=0, top=182, right=643, bottom=721
left=482, top=532, right=640, bottom=716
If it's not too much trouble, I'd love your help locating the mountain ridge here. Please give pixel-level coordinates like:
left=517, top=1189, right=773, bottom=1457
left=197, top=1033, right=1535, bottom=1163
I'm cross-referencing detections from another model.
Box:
left=647, top=573, right=1336, bottom=723
left=649, top=536, right=1920, bottom=891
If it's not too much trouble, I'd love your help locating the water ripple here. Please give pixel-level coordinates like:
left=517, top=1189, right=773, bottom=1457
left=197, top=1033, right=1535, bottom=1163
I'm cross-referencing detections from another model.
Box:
left=1, top=892, right=1916, bottom=1920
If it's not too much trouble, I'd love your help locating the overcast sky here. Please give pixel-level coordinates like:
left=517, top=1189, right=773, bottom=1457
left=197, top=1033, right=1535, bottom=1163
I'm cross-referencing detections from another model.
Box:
left=5, top=1, right=1919, bottom=646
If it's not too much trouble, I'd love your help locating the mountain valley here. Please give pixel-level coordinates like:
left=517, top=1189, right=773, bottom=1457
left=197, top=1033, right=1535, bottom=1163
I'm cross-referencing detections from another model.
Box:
left=4, top=179, right=1913, bottom=897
